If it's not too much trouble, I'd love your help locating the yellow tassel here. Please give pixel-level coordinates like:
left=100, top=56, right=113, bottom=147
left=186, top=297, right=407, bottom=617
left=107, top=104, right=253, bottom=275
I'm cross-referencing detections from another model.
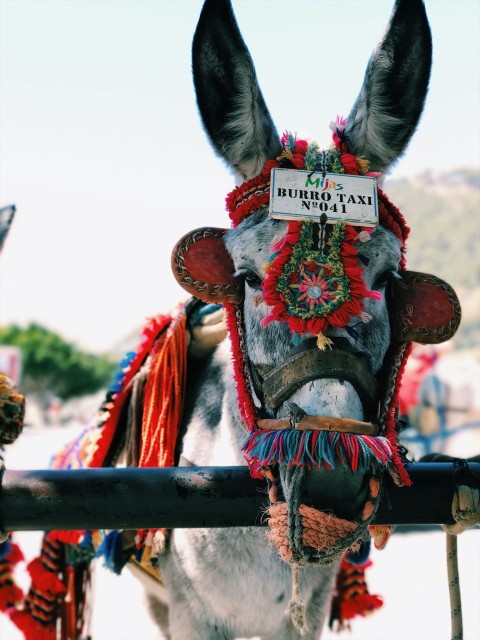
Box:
left=356, top=156, right=370, bottom=175
left=278, top=147, right=293, bottom=161
left=316, top=332, right=334, bottom=351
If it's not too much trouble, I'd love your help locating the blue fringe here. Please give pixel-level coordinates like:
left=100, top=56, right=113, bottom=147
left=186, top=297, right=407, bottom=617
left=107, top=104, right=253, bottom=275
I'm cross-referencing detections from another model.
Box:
left=95, top=530, right=127, bottom=575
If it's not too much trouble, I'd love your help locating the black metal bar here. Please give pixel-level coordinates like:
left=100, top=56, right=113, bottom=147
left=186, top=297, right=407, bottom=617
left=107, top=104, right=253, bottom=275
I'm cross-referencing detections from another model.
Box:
left=1, top=463, right=478, bottom=532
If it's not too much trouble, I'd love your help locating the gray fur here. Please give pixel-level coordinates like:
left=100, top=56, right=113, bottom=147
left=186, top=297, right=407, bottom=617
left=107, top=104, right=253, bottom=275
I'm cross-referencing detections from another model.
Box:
left=192, top=0, right=281, bottom=180
left=345, top=0, right=432, bottom=173
left=141, top=1, right=431, bottom=637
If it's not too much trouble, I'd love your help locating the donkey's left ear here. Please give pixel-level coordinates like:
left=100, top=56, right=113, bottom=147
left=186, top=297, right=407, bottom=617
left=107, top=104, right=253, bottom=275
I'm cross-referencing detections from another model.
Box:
left=345, top=0, right=432, bottom=174
left=192, top=0, right=281, bottom=180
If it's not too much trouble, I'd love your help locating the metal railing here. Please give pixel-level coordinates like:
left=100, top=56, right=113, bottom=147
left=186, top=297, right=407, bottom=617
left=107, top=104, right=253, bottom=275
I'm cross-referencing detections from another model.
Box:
left=1, top=462, right=479, bottom=532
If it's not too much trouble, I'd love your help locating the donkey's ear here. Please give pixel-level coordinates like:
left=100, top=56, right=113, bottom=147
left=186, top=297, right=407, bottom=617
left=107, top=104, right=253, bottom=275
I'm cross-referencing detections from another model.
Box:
left=345, top=0, right=432, bottom=173
left=192, top=0, right=281, bottom=180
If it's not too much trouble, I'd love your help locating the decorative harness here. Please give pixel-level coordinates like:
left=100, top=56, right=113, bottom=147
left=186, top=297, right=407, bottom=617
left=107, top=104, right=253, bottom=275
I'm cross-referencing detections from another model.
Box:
left=224, top=124, right=411, bottom=481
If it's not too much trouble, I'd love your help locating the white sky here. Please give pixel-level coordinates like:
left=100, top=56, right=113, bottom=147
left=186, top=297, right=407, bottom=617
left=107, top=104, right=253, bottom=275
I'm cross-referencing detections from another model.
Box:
left=1, top=0, right=479, bottom=353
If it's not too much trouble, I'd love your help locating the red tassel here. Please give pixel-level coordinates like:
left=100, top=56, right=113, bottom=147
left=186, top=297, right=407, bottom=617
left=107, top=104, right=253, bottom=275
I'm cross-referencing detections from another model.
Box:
left=329, top=556, right=383, bottom=631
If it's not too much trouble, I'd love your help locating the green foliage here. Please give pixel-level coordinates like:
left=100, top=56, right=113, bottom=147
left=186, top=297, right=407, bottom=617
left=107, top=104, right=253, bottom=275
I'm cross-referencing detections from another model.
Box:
left=0, top=323, right=115, bottom=400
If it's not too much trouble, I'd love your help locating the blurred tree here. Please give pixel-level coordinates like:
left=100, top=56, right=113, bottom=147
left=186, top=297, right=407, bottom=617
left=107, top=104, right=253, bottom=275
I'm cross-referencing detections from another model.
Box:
left=0, top=323, right=115, bottom=402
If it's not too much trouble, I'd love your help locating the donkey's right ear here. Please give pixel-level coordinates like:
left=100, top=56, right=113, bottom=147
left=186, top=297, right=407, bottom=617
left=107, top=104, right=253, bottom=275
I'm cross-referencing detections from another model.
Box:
left=192, top=0, right=281, bottom=181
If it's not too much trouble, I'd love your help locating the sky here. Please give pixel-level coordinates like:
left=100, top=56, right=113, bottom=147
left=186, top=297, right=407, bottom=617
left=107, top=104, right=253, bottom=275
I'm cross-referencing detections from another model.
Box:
left=1, top=0, right=479, bottom=354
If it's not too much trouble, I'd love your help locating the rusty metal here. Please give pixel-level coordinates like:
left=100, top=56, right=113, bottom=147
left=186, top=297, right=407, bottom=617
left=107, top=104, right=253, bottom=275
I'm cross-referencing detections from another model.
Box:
left=1, top=463, right=478, bottom=532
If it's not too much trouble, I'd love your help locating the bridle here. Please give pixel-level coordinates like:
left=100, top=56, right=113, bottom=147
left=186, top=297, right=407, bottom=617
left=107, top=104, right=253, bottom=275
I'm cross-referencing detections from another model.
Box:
left=250, top=336, right=379, bottom=416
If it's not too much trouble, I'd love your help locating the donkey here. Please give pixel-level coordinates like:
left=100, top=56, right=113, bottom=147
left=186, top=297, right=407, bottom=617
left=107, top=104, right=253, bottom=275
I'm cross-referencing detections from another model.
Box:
left=142, top=1, right=441, bottom=638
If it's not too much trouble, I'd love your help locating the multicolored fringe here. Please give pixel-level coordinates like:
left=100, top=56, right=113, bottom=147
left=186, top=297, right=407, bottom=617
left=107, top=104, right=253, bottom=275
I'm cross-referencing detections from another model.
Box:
left=0, top=536, right=24, bottom=611
left=242, top=430, right=392, bottom=476
left=50, top=312, right=175, bottom=470
left=329, top=554, right=383, bottom=631
left=138, top=311, right=187, bottom=468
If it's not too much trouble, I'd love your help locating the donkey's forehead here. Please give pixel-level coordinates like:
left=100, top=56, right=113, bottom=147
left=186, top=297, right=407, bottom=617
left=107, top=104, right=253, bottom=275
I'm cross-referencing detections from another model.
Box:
left=225, top=209, right=282, bottom=264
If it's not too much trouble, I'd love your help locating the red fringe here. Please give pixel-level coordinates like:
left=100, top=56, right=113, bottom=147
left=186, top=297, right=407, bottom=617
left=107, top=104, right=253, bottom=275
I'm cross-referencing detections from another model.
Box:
left=139, top=309, right=187, bottom=468
left=340, top=591, right=383, bottom=620
left=224, top=304, right=258, bottom=433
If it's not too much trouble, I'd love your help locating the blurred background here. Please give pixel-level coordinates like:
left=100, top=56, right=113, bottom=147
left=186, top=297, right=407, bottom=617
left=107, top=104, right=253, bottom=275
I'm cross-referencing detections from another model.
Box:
left=0, top=1, right=479, bottom=639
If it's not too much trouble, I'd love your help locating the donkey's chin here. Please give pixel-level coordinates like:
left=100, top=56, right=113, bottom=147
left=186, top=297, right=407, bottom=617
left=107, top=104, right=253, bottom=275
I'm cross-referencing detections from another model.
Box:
left=268, top=381, right=381, bottom=566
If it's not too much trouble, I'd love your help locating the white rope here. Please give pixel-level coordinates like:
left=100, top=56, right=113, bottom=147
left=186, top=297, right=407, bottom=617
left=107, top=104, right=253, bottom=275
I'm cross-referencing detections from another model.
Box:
left=442, top=483, right=480, bottom=640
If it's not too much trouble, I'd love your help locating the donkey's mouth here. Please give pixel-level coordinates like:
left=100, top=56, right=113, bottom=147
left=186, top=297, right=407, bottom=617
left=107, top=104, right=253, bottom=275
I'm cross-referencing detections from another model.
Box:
left=265, top=463, right=382, bottom=565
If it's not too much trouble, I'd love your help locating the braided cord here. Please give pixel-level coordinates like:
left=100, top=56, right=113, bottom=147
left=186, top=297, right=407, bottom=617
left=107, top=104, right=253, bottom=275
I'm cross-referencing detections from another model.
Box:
left=446, top=534, right=463, bottom=640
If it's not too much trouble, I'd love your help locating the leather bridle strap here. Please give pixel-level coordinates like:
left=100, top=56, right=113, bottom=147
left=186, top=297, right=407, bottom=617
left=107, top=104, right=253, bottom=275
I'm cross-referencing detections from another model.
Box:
left=258, top=344, right=379, bottom=417
left=257, top=415, right=379, bottom=436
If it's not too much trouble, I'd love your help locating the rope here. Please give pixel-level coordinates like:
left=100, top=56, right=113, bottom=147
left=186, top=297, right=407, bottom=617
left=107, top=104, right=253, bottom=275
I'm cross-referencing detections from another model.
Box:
left=446, top=534, right=462, bottom=640
left=441, top=463, right=480, bottom=640
left=288, top=563, right=308, bottom=636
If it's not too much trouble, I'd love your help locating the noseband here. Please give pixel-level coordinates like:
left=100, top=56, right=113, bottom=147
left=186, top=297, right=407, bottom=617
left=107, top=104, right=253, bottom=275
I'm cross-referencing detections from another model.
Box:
left=252, top=337, right=379, bottom=415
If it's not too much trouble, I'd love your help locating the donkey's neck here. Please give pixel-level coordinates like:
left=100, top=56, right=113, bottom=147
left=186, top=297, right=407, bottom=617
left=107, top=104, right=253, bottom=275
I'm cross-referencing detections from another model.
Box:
left=180, top=340, right=248, bottom=468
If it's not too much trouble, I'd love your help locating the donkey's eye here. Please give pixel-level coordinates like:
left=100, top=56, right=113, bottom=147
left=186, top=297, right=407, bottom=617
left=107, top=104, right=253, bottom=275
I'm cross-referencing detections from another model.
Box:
left=235, top=267, right=262, bottom=289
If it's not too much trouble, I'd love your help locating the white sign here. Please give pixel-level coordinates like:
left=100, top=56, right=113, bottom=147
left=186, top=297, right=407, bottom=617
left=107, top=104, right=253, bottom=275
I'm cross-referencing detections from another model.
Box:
left=269, top=168, right=378, bottom=226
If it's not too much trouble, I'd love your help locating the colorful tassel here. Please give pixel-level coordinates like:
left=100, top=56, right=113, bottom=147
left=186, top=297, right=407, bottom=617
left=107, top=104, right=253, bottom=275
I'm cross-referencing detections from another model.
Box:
left=329, top=555, right=383, bottom=631
left=242, top=429, right=392, bottom=476
left=10, top=532, right=65, bottom=639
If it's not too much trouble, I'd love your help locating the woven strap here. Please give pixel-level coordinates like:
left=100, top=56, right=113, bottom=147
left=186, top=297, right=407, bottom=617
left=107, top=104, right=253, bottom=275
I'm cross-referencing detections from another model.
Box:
left=259, top=345, right=379, bottom=415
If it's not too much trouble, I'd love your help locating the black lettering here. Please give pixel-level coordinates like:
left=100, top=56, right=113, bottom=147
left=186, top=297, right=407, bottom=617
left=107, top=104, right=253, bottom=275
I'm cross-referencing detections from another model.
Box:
left=301, top=201, right=310, bottom=210
left=310, top=191, right=320, bottom=200
left=347, top=195, right=356, bottom=204
left=277, top=188, right=287, bottom=197
left=357, top=195, right=366, bottom=205
left=320, top=192, right=331, bottom=202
